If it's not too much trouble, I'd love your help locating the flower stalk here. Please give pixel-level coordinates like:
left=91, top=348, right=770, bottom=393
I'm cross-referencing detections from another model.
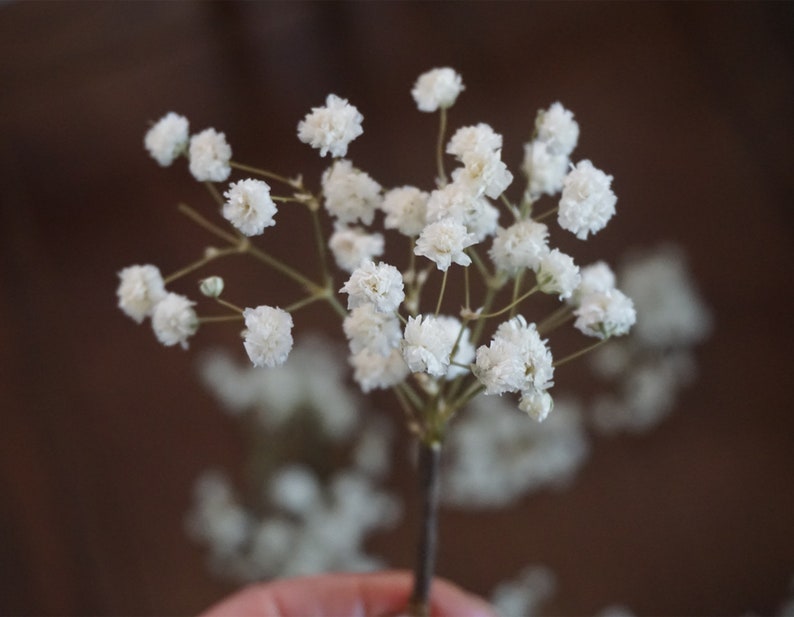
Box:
left=409, top=438, right=442, bottom=617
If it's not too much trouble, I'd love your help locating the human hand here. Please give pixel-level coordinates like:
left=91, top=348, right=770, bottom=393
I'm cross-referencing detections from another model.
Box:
left=200, top=570, right=497, bottom=617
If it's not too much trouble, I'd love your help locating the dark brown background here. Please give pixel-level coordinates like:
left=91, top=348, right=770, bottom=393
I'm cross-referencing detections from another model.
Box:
left=1, top=2, right=793, bottom=615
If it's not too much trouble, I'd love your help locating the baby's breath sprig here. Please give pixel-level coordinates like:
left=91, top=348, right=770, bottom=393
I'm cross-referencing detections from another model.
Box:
left=122, top=67, right=639, bottom=617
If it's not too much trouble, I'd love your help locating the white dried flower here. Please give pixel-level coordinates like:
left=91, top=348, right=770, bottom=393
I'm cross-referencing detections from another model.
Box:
left=297, top=94, right=363, bottom=158
left=117, top=264, right=167, bottom=323
left=447, top=125, right=512, bottom=199
left=411, top=67, right=464, bottom=112
left=619, top=246, right=712, bottom=348
left=522, top=140, right=569, bottom=200
left=199, top=276, right=225, bottom=298
left=574, top=288, right=637, bottom=339
left=340, top=260, right=405, bottom=313
left=443, top=396, right=586, bottom=508
left=489, top=220, right=550, bottom=276
left=519, top=389, right=554, bottom=422
left=151, top=292, right=198, bottom=349
left=558, top=160, right=617, bottom=240
left=321, top=159, right=382, bottom=225
left=447, top=124, right=502, bottom=159
left=222, top=179, right=277, bottom=237
left=329, top=226, right=384, bottom=273
left=144, top=112, right=189, bottom=166
left=535, top=102, right=579, bottom=156
left=350, top=347, right=409, bottom=392
left=473, top=316, right=554, bottom=396
left=242, top=305, right=294, bottom=368
left=188, top=128, right=232, bottom=182
left=426, top=182, right=499, bottom=242
left=381, top=186, right=429, bottom=237
left=571, top=261, right=616, bottom=306
left=402, top=314, right=461, bottom=378
left=536, top=249, right=581, bottom=300
left=414, top=217, right=477, bottom=271
left=343, top=303, right=402, bottom=355
left=269, top=465, right=321, bottom=516
left=451, top=155, right=513, bottom=200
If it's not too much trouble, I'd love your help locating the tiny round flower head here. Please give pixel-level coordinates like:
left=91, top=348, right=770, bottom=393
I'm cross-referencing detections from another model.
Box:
left=489, top=220, right=550, bottom=276
left=117, top=264, right=167, bottom=323
left=329, top=225, right=384, bottom=273
left=411, top=67, right=464, bottom=112
left=340, top=260, right=405, bottom=313
left=522, top=140, right=569, bottom=200
left=343, top=303, right=402, bottom=355
left=451, top=153, right=513, bottom=200
left=570, top=261, right=616, bottom=306
left=321, top=159, right=382, bottom=226
left=350, top=347, right=409, bottom=392
left=144, top=112, right=189, bottom=167
left=414, top=217, right=477, bottom=272
left=402, top=314, right=458, bottom=377
left=222, top=178, right=277, bottom=236
left=297, top=93, right=363, bottom=158
left=426, top=182, right=499, bottom=242
left=381, top=186, right=429, bottom=237
left=574, top=288, right=637, bottom=339
left=519, top=388, right=554, bottom=422
left=188, top=128, right=232, bottom=182
left=242, top=305, right=294, bottom=368
left=473, top=316, right=554, bottom=395
left=447, top=124, right=503, bottom=160
left=199, top=276, right=225, bottom=298
left=558, top=160, right=617, bottom=240
left=151, top=292, right=198, bottom=349
left=536, top=248, right=581, bottom=300
left=535, top=102, right=579, bottom=157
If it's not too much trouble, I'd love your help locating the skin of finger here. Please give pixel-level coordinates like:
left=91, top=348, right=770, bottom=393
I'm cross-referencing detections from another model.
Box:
left=199, top=571, right=497, bottom=617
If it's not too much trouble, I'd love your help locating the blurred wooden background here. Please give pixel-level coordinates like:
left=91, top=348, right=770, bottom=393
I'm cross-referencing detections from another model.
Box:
left=1, top=2, right=793, bottom=615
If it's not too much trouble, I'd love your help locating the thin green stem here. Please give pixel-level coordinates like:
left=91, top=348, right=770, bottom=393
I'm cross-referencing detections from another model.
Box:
left=178, top=203, right=239, bottom=245
left=434, top=269, right=449, bottom=316
left=553, top=338, right=609, bottom=368
left=215, top=297, right=244, bottom=313
left=244, top=243, right=323, bottom=295
left=435, top=107, right=448, bottom=186
left=537, top=304, right=574, bottom=336
left=310, top=207, right=331, bottom=286
left=284, top=293, right=324, bottom=314
left=230, top=161, right=297, bottom=188
left=510, top=271, right=525, bottom=319
left=163, top=246, right=239, bottom=284
left=204, top=181, right=224, bottom=207
left=198, top=314, right=243, bottom=324
left=476, top=285, right=539, bottom=320
left=534, top=206, right=558, bottom=223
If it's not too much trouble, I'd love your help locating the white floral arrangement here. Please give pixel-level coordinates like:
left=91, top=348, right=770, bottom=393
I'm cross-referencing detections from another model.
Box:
left=119, top=67, right=641, bottom=616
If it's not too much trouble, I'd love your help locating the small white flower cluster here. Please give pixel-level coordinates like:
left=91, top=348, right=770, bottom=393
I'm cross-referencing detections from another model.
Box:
left=144, top=112, right=233, bottom=181
left=125, top=68, right=637, bottom=433
left=186, top=466, right=400, bottom=582
left=473, top=316, right=555, bottom=421
left=442, top=395, right=588, bottom=507
left=588, top=246, right=711, bottom=433
left=190, top=336, right=400, bottom=582
left=117, top=264, right=198, bottom=349
left=298, top=94, right=364, bottom=158
left=199, top=336, right=360, bottom=439
left=491, top=563, right=637, bottom=617
left=491, top=565, right=557, bottom=617
left=570, top=261, right=637, bottom=340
